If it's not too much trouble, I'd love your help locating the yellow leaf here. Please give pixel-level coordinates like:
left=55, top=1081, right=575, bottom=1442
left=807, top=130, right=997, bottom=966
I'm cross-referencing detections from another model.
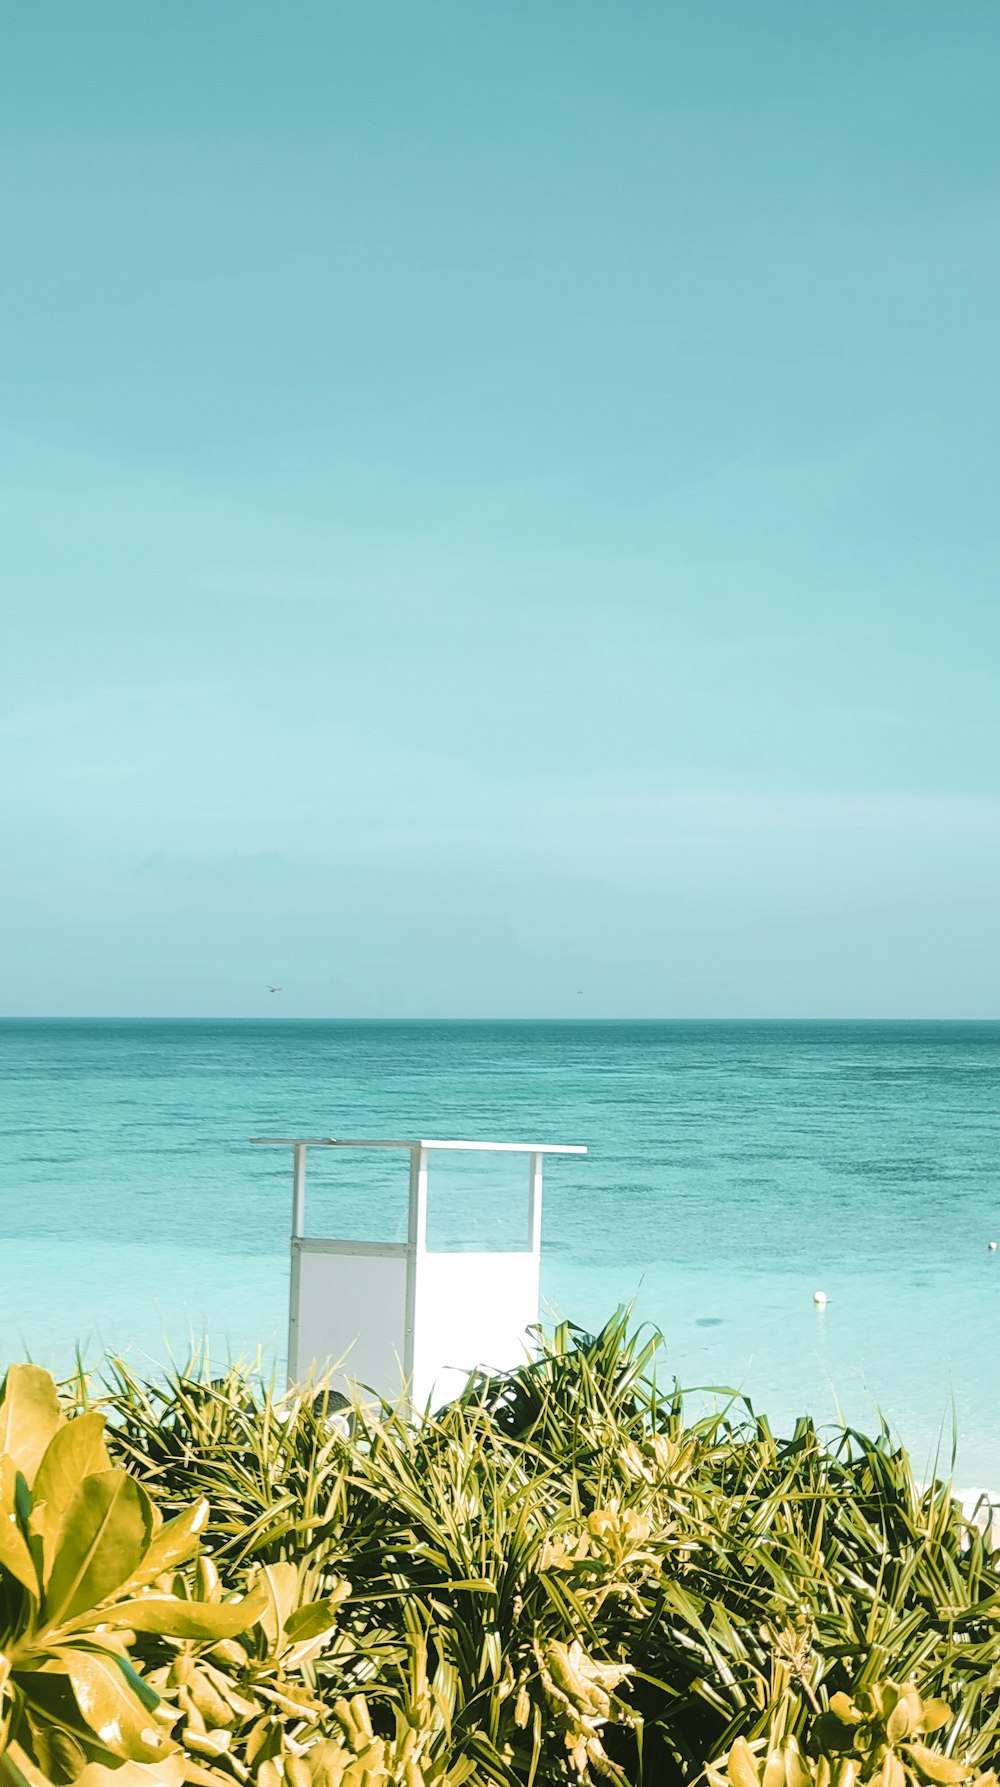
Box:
left=783, top=1738, right=814, bottom=1787
left=0, top=1367, right=63, bottom=1486
left=906, top=1745, right=972, bottom=1786
left=764, top=1749, right=787, bottom=1787
left=121, top=1498, right=210, bottom=1592
left=0, top=1458, right=18, bottom=1518
left=250, top=1561, right=300, bottom=1648
left=64, top=1650, right=178, bottom=1764
left=728, top=1737, right=764, bottom=1787
left=0, top=1508, right=39, bottom=1599
left=30, top=1414, right=112, bottom=1575
left=888, top=1701, right=914, bottom=1744
left=44, top=1471, right=154, bottom=1625
left=75, top=1760, right=186, bottom=1786
left=884, top=1751, right=906, bottom=1787
left=76, top=1590, right=266, bottom=1640
left=830, top=1762, right=861, bottom=1787
left=829, top=1694, right=861, bottom=1726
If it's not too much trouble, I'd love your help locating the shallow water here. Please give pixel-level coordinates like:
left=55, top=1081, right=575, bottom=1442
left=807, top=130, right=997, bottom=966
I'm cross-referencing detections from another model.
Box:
left=2, top=1019, right=999, bottom=1482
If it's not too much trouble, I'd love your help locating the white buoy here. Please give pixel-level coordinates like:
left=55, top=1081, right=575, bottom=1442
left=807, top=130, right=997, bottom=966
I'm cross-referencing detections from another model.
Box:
left=813, top=1289, right=828, bottom=1307
left=989, top=1242, right=997, bottom=1253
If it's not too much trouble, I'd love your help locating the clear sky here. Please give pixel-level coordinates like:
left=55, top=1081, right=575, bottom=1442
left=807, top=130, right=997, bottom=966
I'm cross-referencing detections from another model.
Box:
left=3, top=2, right=999, bottom=1018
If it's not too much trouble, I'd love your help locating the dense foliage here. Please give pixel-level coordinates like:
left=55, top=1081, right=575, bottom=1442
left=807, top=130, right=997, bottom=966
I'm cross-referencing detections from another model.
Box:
left=2, top=1314, right=1000, bottom=1786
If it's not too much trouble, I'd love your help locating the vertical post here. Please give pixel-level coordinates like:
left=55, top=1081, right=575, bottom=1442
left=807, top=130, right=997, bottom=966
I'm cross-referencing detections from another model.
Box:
left=527, top=1151, right=544, bottom=1360
left=412, top=1145, right=429, bottom=1253
left=291, top=1143, right=307, bottom=1239
left=287, top=1143, right=308, bottom=1389
left=528, top=1151, right=543, bottom=1256
left=403, top=1144, right=428, bottom=1394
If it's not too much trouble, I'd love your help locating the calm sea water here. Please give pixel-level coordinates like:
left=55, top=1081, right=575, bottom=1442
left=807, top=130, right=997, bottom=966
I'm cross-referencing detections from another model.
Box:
left=2, top=1019, right=999, bottom=1483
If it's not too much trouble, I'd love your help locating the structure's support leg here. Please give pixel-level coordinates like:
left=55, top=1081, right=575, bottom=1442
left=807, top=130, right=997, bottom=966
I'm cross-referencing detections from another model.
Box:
left=403, top=1145, right=428, bottom=1404
left=287, top=1142, right=308, bottom=1388
left=528, top=1151, right=543, bottom=1255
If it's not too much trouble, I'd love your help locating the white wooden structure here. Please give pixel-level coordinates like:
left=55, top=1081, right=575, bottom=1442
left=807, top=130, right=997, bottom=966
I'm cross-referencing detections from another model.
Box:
left=250, top=1136, right=586, bottom=1408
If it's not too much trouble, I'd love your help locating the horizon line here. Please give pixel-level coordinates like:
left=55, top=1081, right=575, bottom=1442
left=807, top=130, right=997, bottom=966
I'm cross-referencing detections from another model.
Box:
left=2, top=1014, right=1000, bottom=1025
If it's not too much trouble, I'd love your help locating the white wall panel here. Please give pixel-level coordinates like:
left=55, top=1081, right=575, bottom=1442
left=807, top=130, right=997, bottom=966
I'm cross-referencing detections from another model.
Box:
left=410, top=1250, right=540, bottom=1409
left=292, top=1243, right=408, bottom=1400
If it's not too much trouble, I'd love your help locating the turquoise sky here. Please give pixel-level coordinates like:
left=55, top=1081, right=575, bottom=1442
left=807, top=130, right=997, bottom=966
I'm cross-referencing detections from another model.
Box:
left=3, top=3, right=999, bottom=1017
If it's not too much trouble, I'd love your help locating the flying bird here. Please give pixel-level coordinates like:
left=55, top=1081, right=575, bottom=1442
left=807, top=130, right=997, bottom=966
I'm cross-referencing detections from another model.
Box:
left=267, top=985, right=283, bottom=993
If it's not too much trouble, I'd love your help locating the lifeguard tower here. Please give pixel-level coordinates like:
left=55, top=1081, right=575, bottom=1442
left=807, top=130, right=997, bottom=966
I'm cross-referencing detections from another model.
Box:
left=250, top=1136, right=586, bottom=1408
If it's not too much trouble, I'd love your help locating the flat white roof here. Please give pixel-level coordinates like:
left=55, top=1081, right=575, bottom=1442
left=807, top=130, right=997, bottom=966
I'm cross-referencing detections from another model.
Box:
left=250, top=1137, right=586, bottom=1154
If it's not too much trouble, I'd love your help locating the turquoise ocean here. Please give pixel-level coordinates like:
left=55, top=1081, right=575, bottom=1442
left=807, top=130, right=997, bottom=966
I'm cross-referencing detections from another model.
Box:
left=2, top=1019, right=999, bottom=1485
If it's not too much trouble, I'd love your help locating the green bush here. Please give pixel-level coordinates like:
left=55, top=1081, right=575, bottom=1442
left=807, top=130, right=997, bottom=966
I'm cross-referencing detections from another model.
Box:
left=0, top=1364, right=261, bottom=1785
left=1, top=1316, right=999, bottom=1786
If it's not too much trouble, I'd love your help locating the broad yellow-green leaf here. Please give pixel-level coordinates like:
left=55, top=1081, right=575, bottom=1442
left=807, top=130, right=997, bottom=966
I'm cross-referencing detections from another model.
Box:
left=281, top=1596, right=347, bottom=1669
left=77, top=1590, right=266, bottom=1639
left=284, top=1581, right=350, bottom=1644
left=181, top=1725, right=233, bottom=1760
left=250, top=1561, right=300, bottom=1648
left=121, top=1497, right=210, bottom=1591
left=888, top=1699, right=914, bottom=1744
left=193, top=1552, right=220, bottom=1600
left=763, top=1749, right=787, bottom=1787
left=728, top=1737, right=764, bottom=1787
left=906, top=1746, right=972, bottom=1785
left=883, top=1753, right=906, bottom=1787
left=0, top=1505, right=39, bottom=1597
left=0, top=1366, right=63, bottom=1486
left=63, top=1651, right=178, bottom=1764
left=830, top=1762, right=861, bottom=1787
left=30, top=1413, right=112, bottom=1574
left=75, top=1760, right=186, bottom=1786
left=44, top=1470, right=154, bottom=1626
left=284, top=1594, right=344, bottom=1640
left=785, top=1740, right=814, bottom=1787
left=14, top=1664, right=106, bottom=1761
left=0, top=1456, right=19, bottom=1517
left=176, top=1655, right=258, bottom=1724
left=921, top=1703, right=953, bottom=1736
left=829, top=1694, right=862, bottom=1727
